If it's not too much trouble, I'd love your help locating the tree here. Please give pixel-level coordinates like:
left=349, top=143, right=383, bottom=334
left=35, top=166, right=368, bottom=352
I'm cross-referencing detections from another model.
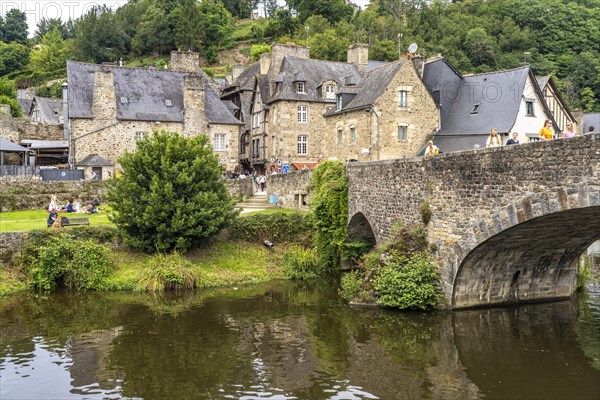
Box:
left=221, top=0, right=260, bottom=19
left=106, top=131, right=238, bottom=253
left=34, top=18, right=72, bottom=42
left=288, top=0, right=353, bottom=23
left=73, top=6, right=127, bottom=63
left=463, top=27, right=497, bottom=69
left=0, top=41, right=30, bottom=76
left=132, top=5, right=175, bottom=55
left=3, top=9, right=28, bottom=44
left=173, top=0, right=203, bottom=52
left=29, top=28, right=67, bottom=72
left=198, top=0, right=234, bottom=55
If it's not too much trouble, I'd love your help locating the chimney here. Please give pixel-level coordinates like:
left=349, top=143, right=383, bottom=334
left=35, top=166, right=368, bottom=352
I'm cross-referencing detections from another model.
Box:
left=92, top=69, right=117, bottom=120
left=259, top=53, right=272, bottom=75
left=231, top=64, right=246, bottom=84
left=411, top=55, right=425, bottom=78
left=183, top=73, right=206, bottom=136
left=347, top=44, right=369, bottom=73
left=269, top=44, right=309, bottom=80
left=171, top=51, right=200, bottom=72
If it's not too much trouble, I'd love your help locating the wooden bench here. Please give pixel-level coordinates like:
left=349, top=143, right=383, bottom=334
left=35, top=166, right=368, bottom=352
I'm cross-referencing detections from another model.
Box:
left=61, top=216, right=90, bottom=227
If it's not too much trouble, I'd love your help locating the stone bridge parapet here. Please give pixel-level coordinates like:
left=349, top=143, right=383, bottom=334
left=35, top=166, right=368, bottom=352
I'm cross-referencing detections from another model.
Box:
left=347, top=134, right=600, bottom=308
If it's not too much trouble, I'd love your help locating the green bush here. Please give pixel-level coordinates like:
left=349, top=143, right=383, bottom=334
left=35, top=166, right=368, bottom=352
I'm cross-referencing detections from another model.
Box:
left=420, top=201, right=432, bottom=224
left=229, top=210, right=313, bottom=244
left=250, top=44, right=271, bottom=61
left=283, top=246, right=322, bottom=280
left=339, top=269, right=363, bottom=301
left=0, top=95, right=22, bottom=117
left=106, top=131, right=238, bottom=253
left=373, top=252, right=440, bottom=310
left=25, top=237, right=114, bottom=291
left=311, top=160, right=348, bottom=270
left=138, top=252, right=203, bottom=291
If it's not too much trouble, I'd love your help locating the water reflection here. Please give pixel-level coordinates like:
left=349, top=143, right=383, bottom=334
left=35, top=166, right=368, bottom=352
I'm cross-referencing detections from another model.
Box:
left=1, top=279, right=599, bottom=400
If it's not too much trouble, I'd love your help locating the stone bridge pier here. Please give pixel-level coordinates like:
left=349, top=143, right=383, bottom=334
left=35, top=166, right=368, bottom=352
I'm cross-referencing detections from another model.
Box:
left=347, top=134, right=600, bottom=309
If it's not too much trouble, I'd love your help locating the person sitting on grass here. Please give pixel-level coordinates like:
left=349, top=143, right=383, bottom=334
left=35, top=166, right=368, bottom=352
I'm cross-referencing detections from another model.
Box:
left=66, top=198, right=75, bottom=213
left=47, top=212, right=58, bottom=228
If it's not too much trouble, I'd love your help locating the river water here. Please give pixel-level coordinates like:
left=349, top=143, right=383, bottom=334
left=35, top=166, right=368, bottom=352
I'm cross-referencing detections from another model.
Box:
left=1, top=277, right=599, bottom=400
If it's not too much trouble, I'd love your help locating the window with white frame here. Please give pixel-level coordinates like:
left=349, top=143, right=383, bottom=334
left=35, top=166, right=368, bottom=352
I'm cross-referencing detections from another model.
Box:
left=337, top=127, right=344, bottom=145
left=398, top=125, right=408, bottom=142
left=214, top=133, right=226, bottom=151
left=399, top=90, right=408, bottom=108
left=325, top=84, right=335, bottom=99
left=297, top=105, right=307, bottom=123
left=297, top=135, right=308, bottom=155
left=350, top=125, right=356, bottom=143
left=135, top=131, right=147, bottom=141
left=297, top=82, right=306, bottom=94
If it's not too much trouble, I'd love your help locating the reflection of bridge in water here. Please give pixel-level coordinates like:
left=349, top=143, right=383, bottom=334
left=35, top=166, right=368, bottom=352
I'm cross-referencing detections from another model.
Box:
left=347, top=134, right=600, bottom=308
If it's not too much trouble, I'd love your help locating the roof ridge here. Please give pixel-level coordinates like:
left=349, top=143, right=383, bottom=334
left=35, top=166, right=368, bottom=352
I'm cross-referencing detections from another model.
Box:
left=67, top=60, right=192, bottom=75
left=464, top=65, right=530, bottom=77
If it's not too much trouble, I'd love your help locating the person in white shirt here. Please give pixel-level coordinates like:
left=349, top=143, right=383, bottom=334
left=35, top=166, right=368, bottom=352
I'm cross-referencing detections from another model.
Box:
left=425, top=140, right=439, bottom=156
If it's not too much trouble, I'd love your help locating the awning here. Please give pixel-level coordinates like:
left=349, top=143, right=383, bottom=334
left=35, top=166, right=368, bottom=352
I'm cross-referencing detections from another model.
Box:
left=292, top=162, right=318, bottom=170
left=20, top=140, right=68, bottom=149
left=0, top=138, right=30, bottom=152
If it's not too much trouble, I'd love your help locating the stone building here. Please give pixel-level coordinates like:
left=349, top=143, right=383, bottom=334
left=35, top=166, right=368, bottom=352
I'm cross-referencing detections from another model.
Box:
left=422, top=56, right=562, bottom=152
left=222, top=44, right=438, bottom=173
left=66, top=51, right=243, bottom=179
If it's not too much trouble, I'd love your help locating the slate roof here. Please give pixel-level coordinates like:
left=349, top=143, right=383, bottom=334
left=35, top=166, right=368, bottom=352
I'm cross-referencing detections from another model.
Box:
left=18, top=98, right=33, bottom=116
left=430, top=134, right=487, bottom=154
left=67, top=61, right=240, bottom=125
left=0, top=138, right=30, bottom=153
left=78, top=153, right=113, bottom=166
left=437, top=66, right=532, bottom=135
left=584, top=113, right=600, bottom=133
left=422, top=57, right=463, bottom=126
left=30, top=96, right=63, bottom=124
left=20, top=140, right=68, bottom=149
left=268, top=56, right=361, bottom=104
left=338, top=60, right=407, bottom=113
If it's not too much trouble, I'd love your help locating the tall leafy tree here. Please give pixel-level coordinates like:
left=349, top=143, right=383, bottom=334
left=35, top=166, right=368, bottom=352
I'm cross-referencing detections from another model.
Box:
left=173, top=0, right=203, bottom=52
left=34, top=18, right=72, bottom=42
left=132, top=4, right=175, bottom=55
left=0, top=41, right=29, bottom=76
left=106, top=131, right=238, bottom=253
left=3, top=9, right=28, bottom=44
left=198, top=0, right=234, bottom=54
left=29, top=28, right=67, bottom=72
left=287, top=0, right=353, bottom=23
left=221, top=0, right=260, bottom=19
left=73, top=6, right=127, bottom=63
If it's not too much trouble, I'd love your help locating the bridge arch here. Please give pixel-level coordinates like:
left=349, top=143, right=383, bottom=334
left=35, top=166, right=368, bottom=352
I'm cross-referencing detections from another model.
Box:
left=452, top=190, right=600, bottom=308
left=348, top=211, right=378, bottom=244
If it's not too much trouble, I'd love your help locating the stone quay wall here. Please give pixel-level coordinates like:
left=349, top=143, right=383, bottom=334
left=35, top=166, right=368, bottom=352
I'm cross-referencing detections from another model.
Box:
left=347, top=134, right=600, bottom=308
left=0, top=181, right=105, bottom=212
left=267, top=170, right=313, bottom=211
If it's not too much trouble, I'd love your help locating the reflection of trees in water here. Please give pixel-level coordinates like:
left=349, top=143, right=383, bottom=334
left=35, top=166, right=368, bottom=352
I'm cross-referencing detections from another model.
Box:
left=452, top=298, right=600, bottom=399
left=576, top=291, right=600, bottom=370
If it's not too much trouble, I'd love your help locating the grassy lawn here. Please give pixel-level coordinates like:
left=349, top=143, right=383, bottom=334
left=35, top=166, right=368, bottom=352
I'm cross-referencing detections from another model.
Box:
left=0, top=209, right=113, bottom=232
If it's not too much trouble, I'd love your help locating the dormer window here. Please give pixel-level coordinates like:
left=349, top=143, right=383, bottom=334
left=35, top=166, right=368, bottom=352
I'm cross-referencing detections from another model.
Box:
left=297, top=82, right=306, bottom=94
left=120, top=96, right=128, bottom=104
left=325, top=84, right=335, bottom=99
left=165, top=99, right=172, bottom=107
left=471, top=104, right=480, bottom=114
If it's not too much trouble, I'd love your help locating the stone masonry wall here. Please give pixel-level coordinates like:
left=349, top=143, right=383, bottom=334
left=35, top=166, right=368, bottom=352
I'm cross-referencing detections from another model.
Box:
left=0, top=181, right=105, bottom=211
left=0, top=231, right=29, bottom=266
left=325, top=61, right=438, bottom=162
left=267, top=170, right=313, bottom=211
left=347, top=134, right=600, bottom=308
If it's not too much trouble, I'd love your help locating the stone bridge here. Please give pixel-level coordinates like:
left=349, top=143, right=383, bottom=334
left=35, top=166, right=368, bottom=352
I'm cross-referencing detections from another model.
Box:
left=347, top=134, right=600, bottom=309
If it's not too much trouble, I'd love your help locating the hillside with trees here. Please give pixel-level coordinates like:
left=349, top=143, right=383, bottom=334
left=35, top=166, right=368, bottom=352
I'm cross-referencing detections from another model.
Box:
left=0, top=0, right=598, bottom=112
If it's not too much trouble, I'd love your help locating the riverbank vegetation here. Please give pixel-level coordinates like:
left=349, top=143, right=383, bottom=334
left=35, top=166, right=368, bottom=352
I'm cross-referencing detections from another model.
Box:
left=340, top=224, right=442, bottom=310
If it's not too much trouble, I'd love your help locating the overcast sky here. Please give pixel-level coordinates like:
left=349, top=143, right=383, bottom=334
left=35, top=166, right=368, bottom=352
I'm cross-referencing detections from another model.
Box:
left=1, top=0, right=371, bottom=37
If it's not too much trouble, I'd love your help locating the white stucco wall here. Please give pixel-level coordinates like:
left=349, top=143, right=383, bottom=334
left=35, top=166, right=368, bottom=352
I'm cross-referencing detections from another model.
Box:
left=510, top=75, right=552, bottom=143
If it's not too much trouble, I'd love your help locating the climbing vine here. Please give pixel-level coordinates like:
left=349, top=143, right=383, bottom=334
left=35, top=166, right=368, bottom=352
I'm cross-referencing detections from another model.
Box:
left=310, top=160, right=348, bottom=270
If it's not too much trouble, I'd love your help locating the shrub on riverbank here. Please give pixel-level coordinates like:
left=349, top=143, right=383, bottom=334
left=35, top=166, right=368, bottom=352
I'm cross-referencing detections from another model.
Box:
left=139, top=252, right=203, bottom=291
left=283, top=246, right=322, bottom=280
left=342, top=224, right=441, bottom=310
left=229, top=210, right=313, bottom=245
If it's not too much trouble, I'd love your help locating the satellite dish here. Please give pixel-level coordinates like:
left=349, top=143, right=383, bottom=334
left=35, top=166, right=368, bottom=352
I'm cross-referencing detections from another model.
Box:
left=408, top=43, right=418, bottom=54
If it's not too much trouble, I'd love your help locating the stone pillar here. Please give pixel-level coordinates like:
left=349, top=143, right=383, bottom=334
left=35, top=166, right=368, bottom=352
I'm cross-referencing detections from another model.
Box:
left=347, top=44, right=369, bottom=73
left=171, top=51, right=200, bottom=73
left=269, top=44, right=309, bottom=80
left=92, top=69, right=117, bottom=120
left=183, top=74, right=206, bottom=136
left=259, top=53, right=272, bottom=75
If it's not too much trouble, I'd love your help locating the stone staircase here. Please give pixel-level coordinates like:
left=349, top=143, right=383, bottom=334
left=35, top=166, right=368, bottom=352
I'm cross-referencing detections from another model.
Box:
left=236, top=191, right=275, bottom=213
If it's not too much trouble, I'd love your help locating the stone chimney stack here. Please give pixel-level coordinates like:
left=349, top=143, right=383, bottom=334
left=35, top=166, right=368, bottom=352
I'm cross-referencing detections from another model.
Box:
left=231, top=64, right=246, bottom=84
left=347, top=44, right=369, bottom=73
left=171, top=51, right=200, bottom=72
left=92, top=69, right=117, bottom=120
left=183, top=73, right=206, bottom=136
left=411, top=55, right=425, bottom=78
left=269, top=44, right=309, bottom=80
left=259, top=53, right=272, bottom=75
